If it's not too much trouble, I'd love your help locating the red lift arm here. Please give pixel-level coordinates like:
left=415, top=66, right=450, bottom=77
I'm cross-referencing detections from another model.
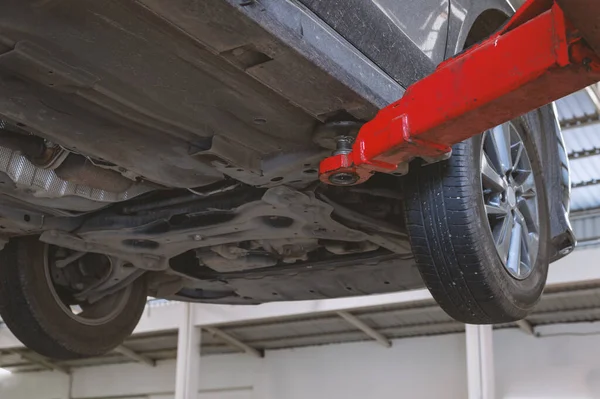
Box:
left=319, top=0, right=600, bottom=185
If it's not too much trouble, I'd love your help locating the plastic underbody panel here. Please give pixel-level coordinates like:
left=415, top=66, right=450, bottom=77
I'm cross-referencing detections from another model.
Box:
left=0, top=0, right=425, bottom=303
left=0, top=0, right=572, bottom=303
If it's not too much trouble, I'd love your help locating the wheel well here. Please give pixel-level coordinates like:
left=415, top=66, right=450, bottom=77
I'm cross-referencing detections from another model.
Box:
left=464, top=9, right=509, bottom=49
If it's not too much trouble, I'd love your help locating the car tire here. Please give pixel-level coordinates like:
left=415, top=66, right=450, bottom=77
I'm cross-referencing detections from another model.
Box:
left=0, top=237, right=147, bottom=359
left=404, top=115, right=550, bottom=324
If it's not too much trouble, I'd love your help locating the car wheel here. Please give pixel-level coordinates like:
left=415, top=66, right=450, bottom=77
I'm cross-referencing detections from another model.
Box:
left=404, top=115, right=550, bottom=324
left=0, top=237, right=147, bottom=359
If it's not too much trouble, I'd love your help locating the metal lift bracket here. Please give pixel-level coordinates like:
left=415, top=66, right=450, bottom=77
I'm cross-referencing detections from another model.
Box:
left=319, top=0, right=600, bottom=185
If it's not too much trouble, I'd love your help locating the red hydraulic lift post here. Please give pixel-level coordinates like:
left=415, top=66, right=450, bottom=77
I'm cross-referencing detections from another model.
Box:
left=319, top=0, right=600, bottom=186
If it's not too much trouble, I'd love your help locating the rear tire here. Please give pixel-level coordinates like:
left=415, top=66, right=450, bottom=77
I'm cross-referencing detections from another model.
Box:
left=404, top=115, right=550, bottom=324
left=0, top=237, right=147, bottom=359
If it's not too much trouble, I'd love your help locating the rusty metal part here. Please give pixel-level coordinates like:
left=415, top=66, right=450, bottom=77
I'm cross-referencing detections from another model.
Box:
left=35, top=145, right=69, bottom=169
left=0, top=129, right=47, bottom=162
left=0, top=123, right=68, bottom=169
left=55, top=155, right=134, bottom=192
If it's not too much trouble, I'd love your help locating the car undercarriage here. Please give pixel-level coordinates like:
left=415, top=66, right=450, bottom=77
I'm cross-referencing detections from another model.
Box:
left=0, top=0, right=577, bottom=359
left=0, top=0, right=426, bottom=307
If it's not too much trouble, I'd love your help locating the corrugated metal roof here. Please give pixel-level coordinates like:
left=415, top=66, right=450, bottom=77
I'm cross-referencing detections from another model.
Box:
left=571, top=213, right=600, bottom=243
left=4, top=283, right=600, bottom=372
left=556, top=90, right=598, bottom=122
left=562, top=123, right=600, bottom=153
left=561, top=113, right=600, bottom=212
left=557, top=87, right=600, bottom=212
left=570, top=185, right=600, bottom=212
left=567, top=156, right=600, bottom=186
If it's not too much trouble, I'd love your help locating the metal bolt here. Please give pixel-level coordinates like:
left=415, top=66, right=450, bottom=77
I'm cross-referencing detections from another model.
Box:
left=559, top=246, right=573, bottom=255
left=333, top=136, right=354, bottom=156
left=328, top=172, right=359, bottom=186
left=193, top=234, right=202, bottom=241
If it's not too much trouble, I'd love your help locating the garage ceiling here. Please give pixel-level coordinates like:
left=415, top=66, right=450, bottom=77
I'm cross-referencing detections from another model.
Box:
left=3, top=281, right=600, bottom=373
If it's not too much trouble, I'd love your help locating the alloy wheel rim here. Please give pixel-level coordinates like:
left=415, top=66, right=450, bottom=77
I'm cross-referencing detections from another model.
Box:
left=480, top=122, right=540, bottom=280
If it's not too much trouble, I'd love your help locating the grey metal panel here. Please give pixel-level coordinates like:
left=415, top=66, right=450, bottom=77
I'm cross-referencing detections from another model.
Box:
left=569, top=157, right=600, bottom=186
left=571, top=186, right=600, bottom=213
left=572, top=215, right=600, bottom=244
left=221, top=315, right=353, bottom=342
left=249, top=330, right=369, bottom=349
left=556, top=90, right=597, bottom=121
left=201, top=345, right=240, bottom=356
left=534, top=288, right=600, bottom=314
left=120, top=333, right=178, bottom=353
left=358, top=307, right=454, bottom=329
left=558, top=88, right=600, bottom=218
left=565, top=120, right=600, bottom=214
left=563, top=125, right=600, bottom=154
left=554, top=90, right=600, bottom=212
left=527, top=308, right=600, bottom=325
left=56, top=354, right=131, bottom=368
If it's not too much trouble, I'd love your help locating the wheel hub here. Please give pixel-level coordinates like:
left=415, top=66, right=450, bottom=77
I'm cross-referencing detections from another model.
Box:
left=480, top=122, right=540, bottom=280
left=506, top=185, right=517, bottom=209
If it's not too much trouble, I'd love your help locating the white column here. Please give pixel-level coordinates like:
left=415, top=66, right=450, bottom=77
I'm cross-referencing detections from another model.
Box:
left=175, top=303, right=201, bottom=399
left=465, top=324, right=495, bottom=399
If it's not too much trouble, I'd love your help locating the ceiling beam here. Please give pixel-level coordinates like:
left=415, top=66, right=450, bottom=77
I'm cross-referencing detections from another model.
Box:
left=560, top=113, right=600, bottom=130
left=572, top=179, right=600, bottom=189
left=570, top=207, right=600, bottom=219
left=114, top=345, right=155, bottom=367
left=569, top=147, right=600, bottom=160
left=337, top=311, right=392, bottom=348
left=543, top=287, right=600, bottom=300
left=16, top=351, right=69, bottom=374
left=560, top=85, right=600, bottom=130
left=204, top=326, right=263, bottom=358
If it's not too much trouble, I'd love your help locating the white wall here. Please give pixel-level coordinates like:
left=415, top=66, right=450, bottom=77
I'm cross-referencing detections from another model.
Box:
left=0, top=370, right=70, bottom=399
left=259, top=334, right=467, bottom=399
left=5, top=323, right=600, bottom=399
left=0, top=333, right=467, bottom=399
left=495, top=325, right=600, bottom=399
